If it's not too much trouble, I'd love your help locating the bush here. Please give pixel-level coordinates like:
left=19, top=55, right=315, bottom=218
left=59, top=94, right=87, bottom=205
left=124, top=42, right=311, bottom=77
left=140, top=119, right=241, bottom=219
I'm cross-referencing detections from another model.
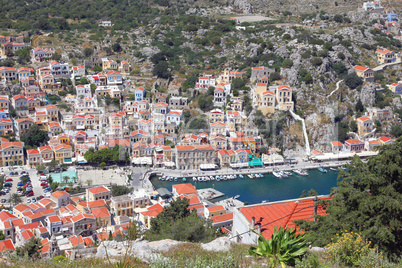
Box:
left=282, top=58, right=293, bottom=68
left=345, top=72, right=363, bottom=89
left=269, top=72, right=282, bottom=81
left=326, top=231, right=373, bottom=267
left=337, top=52, right=345, bottom=60
left=311, top=57, right=323, bottom=66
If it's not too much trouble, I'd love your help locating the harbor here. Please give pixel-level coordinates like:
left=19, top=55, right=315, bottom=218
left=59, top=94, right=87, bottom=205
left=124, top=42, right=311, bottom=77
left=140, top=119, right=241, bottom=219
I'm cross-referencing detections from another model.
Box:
left=150, top=168, right=340, bottom=205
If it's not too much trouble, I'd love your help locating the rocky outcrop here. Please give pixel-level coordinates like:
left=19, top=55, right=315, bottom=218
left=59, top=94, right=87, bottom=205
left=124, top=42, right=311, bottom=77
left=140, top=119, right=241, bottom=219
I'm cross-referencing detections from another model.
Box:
left=233, top=0, right=253, bottom=13
left=200, top=237, right=232, bottom=252
left=359, top=83, right=377, bottom=108
left=147, top=239, right=183, bottom=252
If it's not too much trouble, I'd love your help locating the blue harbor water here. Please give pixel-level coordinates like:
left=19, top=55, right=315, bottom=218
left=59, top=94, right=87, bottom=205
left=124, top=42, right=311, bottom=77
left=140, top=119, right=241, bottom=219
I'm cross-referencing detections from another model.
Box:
left=151, top=170, right=340, bottom=204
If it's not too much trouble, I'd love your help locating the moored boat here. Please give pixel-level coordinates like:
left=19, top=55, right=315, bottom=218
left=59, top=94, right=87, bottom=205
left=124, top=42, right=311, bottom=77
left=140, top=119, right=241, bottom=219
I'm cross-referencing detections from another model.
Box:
left=239, top=174, right=244, bottom=179
left=329, top=168, right=337, bottom=171
left=273, top=171, right=282, bottom=178
left=182, top=177, right=186, bottom=182
left=294, top=169, right=308, bottom=176
left=318, top=167, right=328, bottom=173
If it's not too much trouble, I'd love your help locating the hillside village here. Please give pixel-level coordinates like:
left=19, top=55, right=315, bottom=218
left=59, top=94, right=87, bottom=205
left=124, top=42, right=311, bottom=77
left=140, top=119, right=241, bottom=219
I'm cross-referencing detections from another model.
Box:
left=0, top=0, right=400, bottom=265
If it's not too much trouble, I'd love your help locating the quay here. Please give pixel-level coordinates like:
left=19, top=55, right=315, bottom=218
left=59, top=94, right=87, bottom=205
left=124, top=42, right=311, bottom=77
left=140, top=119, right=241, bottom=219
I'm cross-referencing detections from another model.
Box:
left=197, top=188, right=225, bottom=200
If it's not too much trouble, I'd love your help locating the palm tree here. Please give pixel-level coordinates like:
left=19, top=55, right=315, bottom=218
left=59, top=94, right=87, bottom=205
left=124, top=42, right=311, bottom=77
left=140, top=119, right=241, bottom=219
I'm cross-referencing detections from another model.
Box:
left=63, top=176, right=70, bottom=185
left=10, top=193, right=22, bottom=206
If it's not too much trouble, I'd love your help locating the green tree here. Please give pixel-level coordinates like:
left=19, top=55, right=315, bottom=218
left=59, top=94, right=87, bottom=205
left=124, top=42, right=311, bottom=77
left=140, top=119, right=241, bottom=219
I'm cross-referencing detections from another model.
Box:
left=345, top=72, right=363, bottom=89
left=311, top=57, right=323, bottom=66
left=10, top=193, right=22, bottom=206
left=20, top=124, right=49, bottom=148
left=0, top=230, right=4, bottom=241
left=111, top=185, right=132, bottom=196
left=146, top=198, right=220, bottom=243
left=282, top=59, right=293, bottom=68
left=231, top=78, right=246, bottom=91
left=355, top=99, right=364, bottom=112
left=153, top=61, right=171, bottom=79
left=349, top=120, right=358, bottom=133
left=93, top=66, right=102, bottom=72
left=83, top=47, right=93, bottom=57
left=126, top=221, right=141, bottom=240
left=52, top=52, right=62, bottom=61
left=15, top=237, right=42, bottom=259
left=112, top=43, right=122, bottom=53
left=296, top=139, right=402, bottom=259
left=390, top=125, right=402, bottom=137
left=99, top=162, right=106, bottom=168
left=269, top=72, right=282, bottom=82
left=307, top=189, right=318, bottom=196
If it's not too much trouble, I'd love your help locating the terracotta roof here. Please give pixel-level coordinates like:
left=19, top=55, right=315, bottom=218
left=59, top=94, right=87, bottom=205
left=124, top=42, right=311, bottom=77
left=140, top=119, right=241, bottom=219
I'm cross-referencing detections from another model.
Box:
left=21, top=230, right=34, bottom=241
left=87, top=199, right=107, bottom=208
left=210, top=212, right=233, bottom=223
left=13, top=204, right=31, bottom=213
left=357, top=117, right=371, bottom=122
left=87, top=186, right=109, bottom=194
left=278, top=85, right=291, bottom=91
left=97, top=232, right=109, bottom=241
left=176, top=144, right=213, bottom=151
left=84, top=237, right=94, bottom=246
left=1, top=142, right=23, bottom=149
left=0, top=211, right=17, bottom=222
left=368, top=140, right=381, bottom=144
left=262, top=90, right=275, bottom=96
left=353, top=65, right=369, bottom=72
left=0, top=239, right=15, bottom=252
left=239, top=197, right=331, bottom=240
left=256, top=83, right=267, bottom=87
left=27, top=149, right=40, bottom=155
left=311, top=150, right=322, bottom=155
left=91, top=207, right=110, bottom=218
left=345, top=139, right=363, bottom=144
left=331, top=141, right=342, bottom=147
left=377, top=49, right=393, bottom=54
left=47, top=215, right=61, bottom=223
left=173, top=183, right=197, bottom=195
left=51, top=191, right=69, bottom=199
left=69, top=235, right=84, bottom=247
left=206, top=205, right=225, bottom=212
left=379, top=136, right=391, bottom=142
left=71, top=213, right=95, bottom=223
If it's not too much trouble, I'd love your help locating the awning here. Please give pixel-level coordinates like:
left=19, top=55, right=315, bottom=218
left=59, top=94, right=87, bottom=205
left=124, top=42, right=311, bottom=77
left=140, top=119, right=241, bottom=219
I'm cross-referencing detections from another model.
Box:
left=199, top=164, right=217, bottom=170
left=156, top=188, right=171, bottom=198
left=64, top=158, right=72, bottom=163
left=230, top=162, right=249, bottom=168
left=163, top=161, right=175, bottom=167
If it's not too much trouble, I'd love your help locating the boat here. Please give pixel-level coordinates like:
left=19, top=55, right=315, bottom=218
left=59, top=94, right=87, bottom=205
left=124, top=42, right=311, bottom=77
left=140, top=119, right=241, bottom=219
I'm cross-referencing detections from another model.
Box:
left=169, top=177, right=173, bottom=182
left=283, top=171, right=292, bottom=177
left=239, top=174, right=244, bottom=179
left=234, top=195, right=240, bottom=199
left=340, top=166, right=347, bottom=170
left=174, top=177, right=178, bottom=182
left=205, top=176, right=210, bottom=181
left=193, top=177, right=197, bottom=182
left=294, top=169, right=308, bottom=176
left=223, top=176, right=228, bottom=181
left=210, top=176, right=215, bottom=181
left=318, top=167, right=328, bottom=173
left=279, top=171, right=288, bottom=178
left=329, top=168, right=337, bottom=171
left=248, top=174, right=253, bottom=179
left=272, top=171, right=282, bottom=178
left=216, top=176, right=221, bottom=181
left=233, top=174, right=237, bottom=179
left=259, top=173, right=263, bottom=178
left=182, top=177, right=186, bottom=182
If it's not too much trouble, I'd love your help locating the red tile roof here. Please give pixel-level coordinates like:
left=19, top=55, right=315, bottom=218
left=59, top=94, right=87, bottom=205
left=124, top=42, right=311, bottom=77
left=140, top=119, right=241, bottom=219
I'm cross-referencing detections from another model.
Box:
left=331, top=141, right=342, bottom=147
left=353, top=65, right=369, bottom=72
left=207, top=205, right=225, bottom=213
left=0, top=239, right=15, bottom=252
left=345, top=139, right=364, bottom=144
left=91, top=207, right=110, bottom=218
left=210, top=212, right=233, bottom=223
left=172, top=183, right=197, bottom=195
left=239, top=197, right=331, bottom=239
left=51, top=190, right=69, bottom=199
left=87, top=186, right=109, bottom=194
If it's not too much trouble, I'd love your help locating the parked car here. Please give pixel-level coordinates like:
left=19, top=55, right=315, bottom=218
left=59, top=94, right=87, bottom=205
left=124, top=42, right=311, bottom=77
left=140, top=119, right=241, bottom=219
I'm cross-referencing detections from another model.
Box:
left=1, top=199, right=6, bottom=203
left=41, top=184, right=49, bottom=189
left=4, top=188, right=9, bottom=193
left=17, top=182, right=24, bottom=187
left=14, top=172, right=18, bottom=175
left=38, top=195, right=44, bottom=200
left=40, top=182, right=47, bottom=187
left=21, top=171, right=26, bottom=174
left=17, top=187, right=23, bottom=191
left=26, top=192, right=34, bottom=197
left=3, top=182, right=12, bottom=187
left=27, top=198, right=31, bottom=203
left=5, top=178, right=12, bottom=182
left=9, top=172, right=14, bottom=176
left=44, top=187, right=52, bottom=192
left=0, top=191, right=5, bottom=195
left=32, top=197, right=36, bottom=202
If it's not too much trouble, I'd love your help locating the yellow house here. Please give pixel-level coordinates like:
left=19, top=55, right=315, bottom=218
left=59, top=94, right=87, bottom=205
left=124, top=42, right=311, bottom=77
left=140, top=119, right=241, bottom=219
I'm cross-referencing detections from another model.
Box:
left=53, top=144, right=73, bottom=163
left=356, top=117, right=374, bottom=137
left=257, top=90, right=275, bottom=115
left=376, top=49, right=395, bottom=64
left=86, top=186, right=111, bottom=204
left=1, top=141, right=24, bottom=166
left=255, top=83, right=268, bottom=99
left=110, top=195, right=133, bottom=217
left=353, top=65, right=374, bottom=82
left=91, top=207, right=111, bottom=227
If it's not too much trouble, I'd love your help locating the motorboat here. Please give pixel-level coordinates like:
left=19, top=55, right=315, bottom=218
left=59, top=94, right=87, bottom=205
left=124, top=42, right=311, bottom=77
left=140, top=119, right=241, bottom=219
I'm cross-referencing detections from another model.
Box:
left=169, top=177, right=173, bottom=182
left=279, top=171, right=288, bottom=178
left=329, top=168, right=337, bottom=171
left=234, top=195, right=240, bottom=199
left=174, top=177, right=178, bottom=182
left=216, top=176, right=221, bottom=181
left=182, top=177, right=187, bottom=182
left=248, top=174, right=253, bottom=179
left=294, top=169, right=308, bottom=176
left=318, top=167, right=328, bottom=173
left=210, top=176, right=215, bottom=181
left=259, top=174, right=264, bottom=178
left=239, top=174, right=244, bottom=179
left=283, top=171, right=292, bottom=177
left=223, top=176, right=228, bottom=181
left=272, top=171, right=282, bottom=178
left=233, top=174, right=237, bottom=179
left=193, top=177, right=197, bottom=182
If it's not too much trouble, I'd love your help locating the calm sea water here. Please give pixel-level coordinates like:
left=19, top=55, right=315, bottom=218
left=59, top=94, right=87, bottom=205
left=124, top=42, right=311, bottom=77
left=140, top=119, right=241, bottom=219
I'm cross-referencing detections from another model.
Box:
left=150, top=170, right=340, bottom=204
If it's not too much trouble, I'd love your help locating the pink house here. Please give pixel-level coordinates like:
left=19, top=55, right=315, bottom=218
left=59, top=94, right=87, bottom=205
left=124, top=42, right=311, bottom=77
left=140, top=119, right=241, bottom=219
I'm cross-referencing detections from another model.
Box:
left=345, top=139, right=365, bottom=152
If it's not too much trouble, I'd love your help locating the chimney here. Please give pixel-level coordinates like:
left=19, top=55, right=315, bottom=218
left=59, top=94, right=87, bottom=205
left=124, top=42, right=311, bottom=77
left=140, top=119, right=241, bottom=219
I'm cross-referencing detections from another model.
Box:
left=313, top=196, right=318, bottom=221
left=257, top=224, right=261, bottom=234
left=251, top=216, right=255, bottom=230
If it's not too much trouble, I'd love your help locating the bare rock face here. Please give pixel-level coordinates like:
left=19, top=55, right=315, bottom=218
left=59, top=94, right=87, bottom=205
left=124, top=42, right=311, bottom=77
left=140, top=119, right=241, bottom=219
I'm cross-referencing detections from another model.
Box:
left=147, top=239, right=183, bottom=252
left=359, top=83, right=377, bottom=108
left=275, top=46, right=290, bottom=59
left=233, top=0, right=253, bottom=13
left=201, top=237, right=232, bottom=252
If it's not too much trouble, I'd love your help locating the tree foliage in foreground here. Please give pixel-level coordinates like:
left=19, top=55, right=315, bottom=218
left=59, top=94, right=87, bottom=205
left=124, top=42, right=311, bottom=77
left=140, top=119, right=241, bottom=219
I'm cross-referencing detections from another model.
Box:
left=296, top=137, right=402, bottom=259
left=15, top=237, right=42, bottom=259
left=84, top=145, right=130, bottom=164
left=146, top=198, right=220, bottom=243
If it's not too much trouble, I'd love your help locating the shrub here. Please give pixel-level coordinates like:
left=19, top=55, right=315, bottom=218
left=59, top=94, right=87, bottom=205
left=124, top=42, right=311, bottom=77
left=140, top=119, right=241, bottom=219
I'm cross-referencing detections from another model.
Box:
left=311, top=57, right=323, bottom=66
left=301, top=51, right=311, bottom=59
left=337, top=52, right=345, bottom=60
left=282, top=58, right=293, bottom=68
left=326, top=231, right=373, bottom=267
left=345, top=72, right=363, bottom=89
